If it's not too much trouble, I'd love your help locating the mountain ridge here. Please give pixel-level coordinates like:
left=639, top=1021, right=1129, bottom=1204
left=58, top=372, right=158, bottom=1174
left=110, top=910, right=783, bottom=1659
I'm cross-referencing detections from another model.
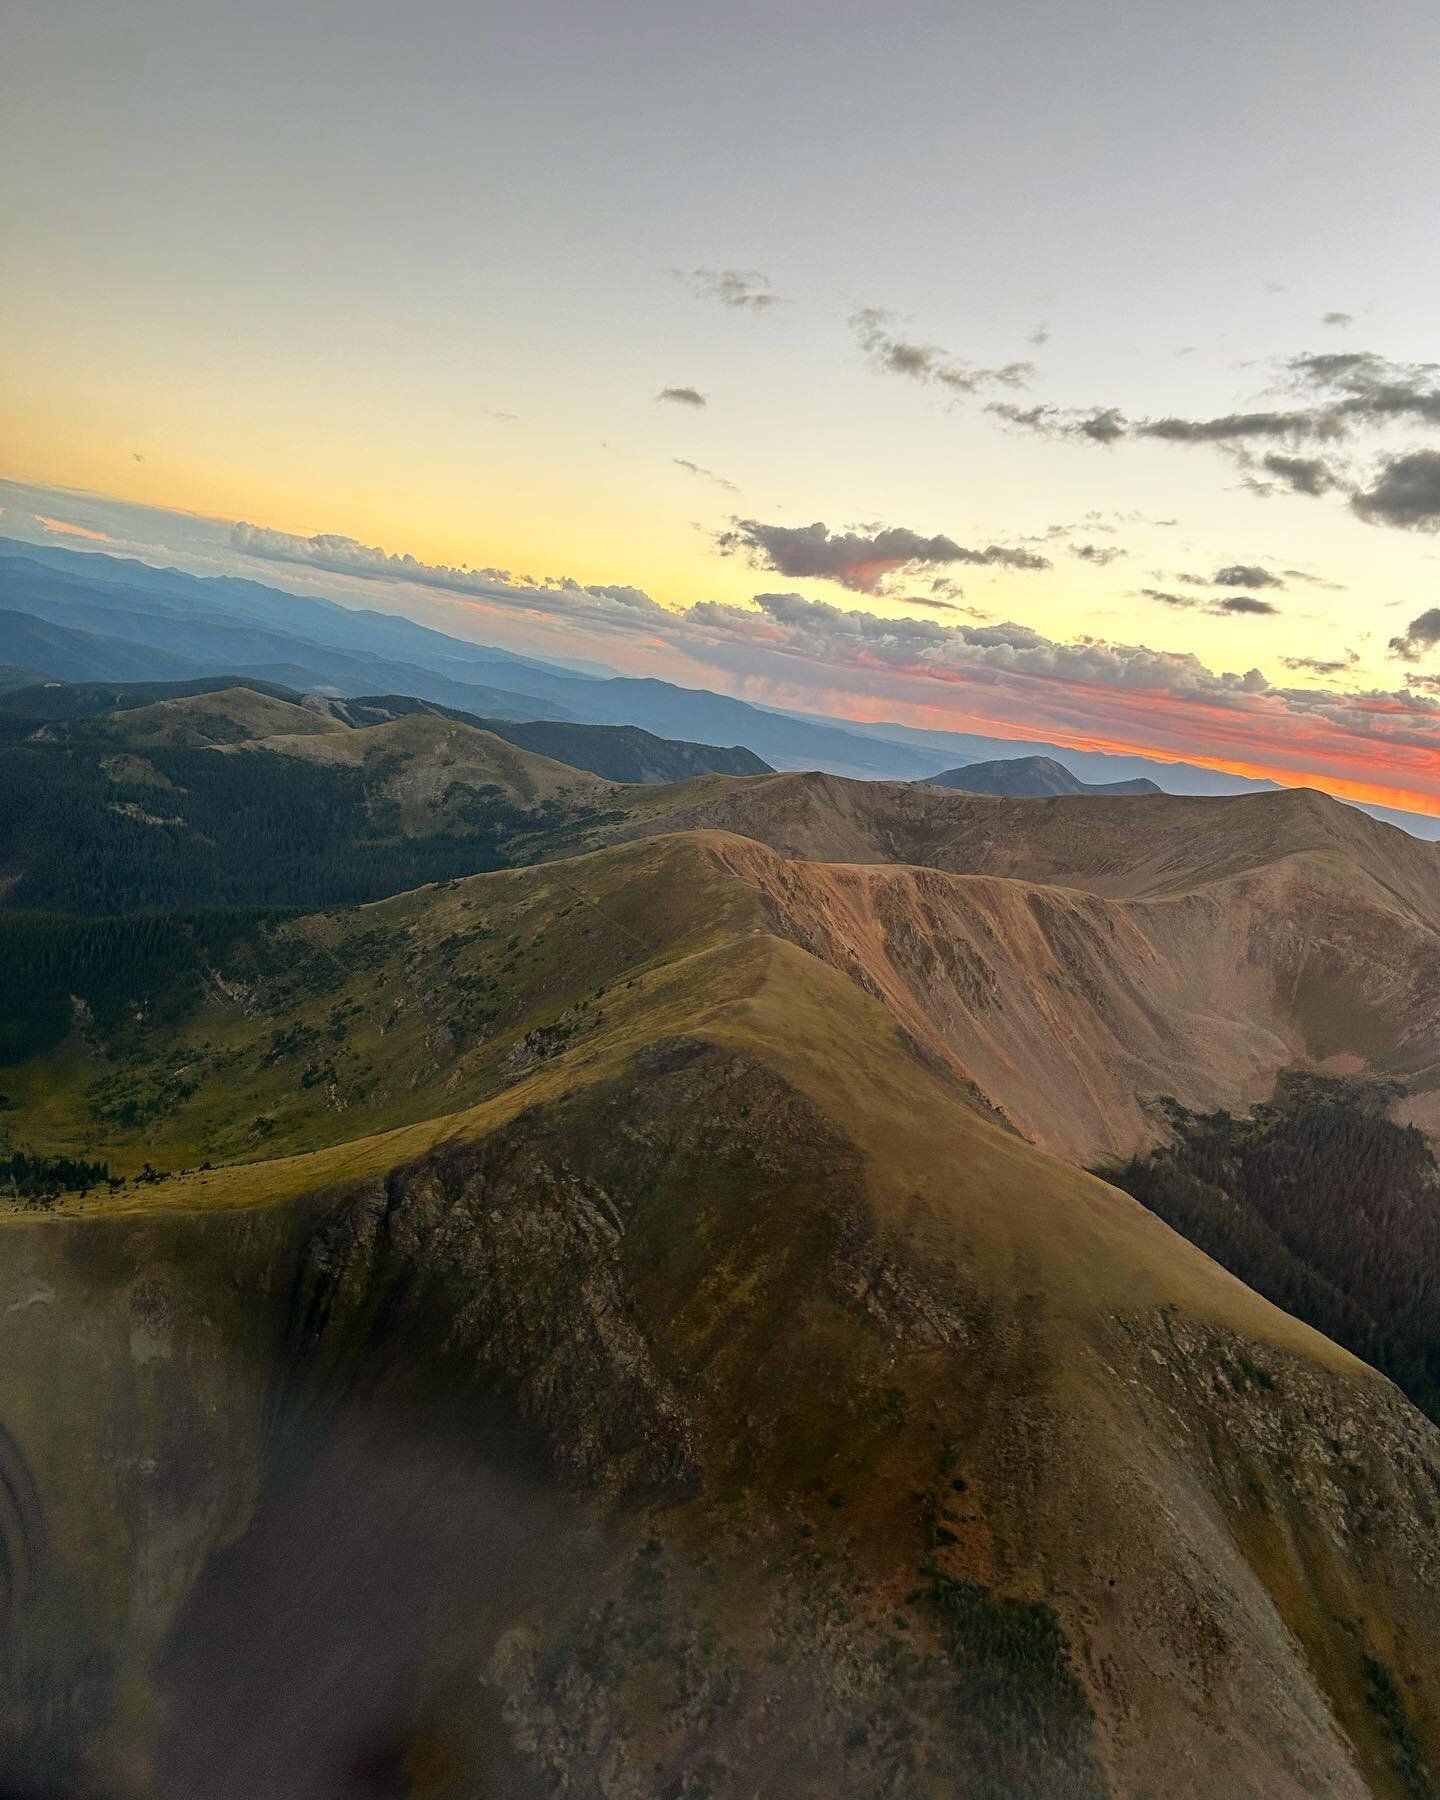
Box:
left=2, top=825, right=1437, bottom=1795
left=923, top=754, right=1162, bottom=797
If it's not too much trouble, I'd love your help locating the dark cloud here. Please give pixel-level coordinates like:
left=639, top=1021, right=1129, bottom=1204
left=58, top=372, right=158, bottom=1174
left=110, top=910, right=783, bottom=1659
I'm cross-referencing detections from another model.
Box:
left=988, top=403, right=1127, bottom=443
left=673, top=458, right=737, bottom=492
left=950, top=333, right=1440, bottom=535
left=890, top=592, right=980, bottom=614
left=1283, top=652, right=1359, bottom=676
left=1138, top=409, right=1338, bottom=443
left=1258, top=453, right=1340, bottom=496
left=1289, top=350, right=1440, bottom=427
left=680, top=268, right=783, bottom=311
left=715, top=518, right=1049, bottom=592
left=1352, top=450, right=1440, bottom=529
left=1212, top=564, right=1284, bottom=589
left=852, top=308, right=1033, bottom=396
left=1079, top=408, right=1128, bottom=444
left=1141, top=588, right=1279, bottom=618
left=1069, top=542, right=1126, bottom=566
left=997, top=401, right=1336, bottom=447
left=1281, top=566, right=1345, bottom=590
left=657, top=386, right=707, bottom=408
left=1321, top=311, right=1355, bottom=328
left=1388, top=607, right=1440, bottom=661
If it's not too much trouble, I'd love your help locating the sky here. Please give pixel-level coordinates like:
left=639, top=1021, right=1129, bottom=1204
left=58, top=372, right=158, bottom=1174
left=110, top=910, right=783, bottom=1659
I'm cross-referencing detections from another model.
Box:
left=8, top=0, right=1440, bottom=814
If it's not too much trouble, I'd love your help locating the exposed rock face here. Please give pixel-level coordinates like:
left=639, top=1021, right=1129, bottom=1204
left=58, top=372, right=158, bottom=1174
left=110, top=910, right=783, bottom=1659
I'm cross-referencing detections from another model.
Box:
left=2, top=1039, right=1438, bottom=1797
left=694, top=828, right=1440, bottom=1162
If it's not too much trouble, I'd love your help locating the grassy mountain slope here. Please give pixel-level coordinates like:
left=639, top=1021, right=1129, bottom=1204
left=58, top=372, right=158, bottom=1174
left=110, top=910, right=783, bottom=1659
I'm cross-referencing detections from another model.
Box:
left=7, top=717, right=1440, bottom=1160
left=0, top=699, right=625, bottom=913
left=61, top=686, right=347, bottom=747
left=0, top=677, right=779, bottom=782
left=487, top=715, right=772, bottom=782
left=1, top=831, right=1438, bottom=1797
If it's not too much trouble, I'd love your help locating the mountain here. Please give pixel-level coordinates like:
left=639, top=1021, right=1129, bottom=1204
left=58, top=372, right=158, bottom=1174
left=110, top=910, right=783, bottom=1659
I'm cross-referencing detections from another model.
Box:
left=923, top=755, right=1162, bottom=797
left=0, top=683, right=782, bottom=913
left=0, top=542, right=944, bottom=776
left=0, top=548, right=585, bottom=721
left=294, top=692, right=775, bottom=782
left=8, top=538, right=1440, bottom=838
left=3, top=809, right=1440, bottom=1795
left=0, top=673, right=308, bottom=731
left=0, top=606, right=202, bottom=683
left=504, top=673, right=944, bottom=778
left=0, top=707, right=616, bottom=915
left=481, top=717, right=771, bottom=782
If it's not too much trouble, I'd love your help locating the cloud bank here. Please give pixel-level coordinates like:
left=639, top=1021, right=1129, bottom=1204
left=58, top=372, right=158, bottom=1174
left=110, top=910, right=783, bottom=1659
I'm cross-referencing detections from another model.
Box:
left=714, top=518, right=1049, bottom=592
left=227, top=514, right=1440, bottom=818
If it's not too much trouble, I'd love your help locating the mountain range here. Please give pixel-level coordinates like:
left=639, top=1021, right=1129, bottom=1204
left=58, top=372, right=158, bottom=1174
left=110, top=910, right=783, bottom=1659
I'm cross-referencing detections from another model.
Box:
left=5, top=534, right=1436, bottom=835
left=2, top=681, right=1440, bottom=1794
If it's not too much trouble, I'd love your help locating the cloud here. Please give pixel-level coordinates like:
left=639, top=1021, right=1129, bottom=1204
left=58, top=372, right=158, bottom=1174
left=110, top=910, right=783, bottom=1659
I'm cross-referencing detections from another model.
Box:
left=1141, top=586, right=1279, bottom=618
left=679, top=268, right=783, bottom=310
left=1256, top=453, right=1340, bottom=496
left=992, top=401, right=1339, bottom=447
left=1069, top=542, right=1126, bottom=566
left=1138, top=409, right=1338, bottom=444
left=714, top=518, right=1049, bottom=592
left=657, top=386, right=707, bottom=408
left=1283, top=653, right=1358, bottom=676
left=673, top=458, right=738, bottom=492
left=35, top=515, right=113, bottom=542
left=1388, top=607, right=1440, bottom=661
left=852, top=308, right=1033, bottom=396
left=1028, top=323, right=1051, bottom=346
left=1289, top=350, right=1440, bottom=427
left=1212, top=564, right=1284, bottom=589
left=944, top=332, right=1440, bottom=535
left=230, top=523, right=668, bottom=627
left=1216, top=595, right=1278, bottom=615
left=687, top=591, right=1278, bottom=703
left=673, top=589, right=1440, bottom=816
left=1322, top=311, right=1355, bottom=328
left=988, top=403, right=1128, bottom=444
left=1352, top=450, right=1440, bottom=530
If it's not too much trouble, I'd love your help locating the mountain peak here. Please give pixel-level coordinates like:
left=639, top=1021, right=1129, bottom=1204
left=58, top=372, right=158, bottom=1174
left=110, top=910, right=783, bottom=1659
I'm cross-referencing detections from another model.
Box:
left=924, top=755, right=1163, bottom=798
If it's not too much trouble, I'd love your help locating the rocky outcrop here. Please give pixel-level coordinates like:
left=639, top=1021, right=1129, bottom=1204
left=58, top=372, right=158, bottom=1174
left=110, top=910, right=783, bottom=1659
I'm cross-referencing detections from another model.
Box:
left=1, top=1034, right=1438, bottom=1796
